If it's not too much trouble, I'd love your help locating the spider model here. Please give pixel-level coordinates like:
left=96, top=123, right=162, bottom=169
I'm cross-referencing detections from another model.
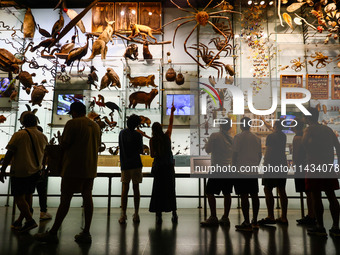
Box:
left=189, top=42, right=226, bottom=78
left=209, top=37, right=233, bottom=57
left=290, top=57, right=306, bottom=72
left=163, top=0, right=241, bottom=67
left=309, top=52, right=331, bottom=69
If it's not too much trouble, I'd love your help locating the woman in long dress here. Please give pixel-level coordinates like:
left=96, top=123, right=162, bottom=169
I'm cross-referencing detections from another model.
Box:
left=149, top=104, right=177, bottom=224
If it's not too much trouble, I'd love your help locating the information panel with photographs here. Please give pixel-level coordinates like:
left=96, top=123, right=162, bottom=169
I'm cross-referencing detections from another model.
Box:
left=307, top=74, right=329, bottom=99
left=115, top=2, right=138, bottom=32
left=280, top=75, right=303, bottom=99
left=91, top=2, right=115, bottom=33
left=331, top=74, right=340, bottom=100
left=139, top=2, right=162, bottom=31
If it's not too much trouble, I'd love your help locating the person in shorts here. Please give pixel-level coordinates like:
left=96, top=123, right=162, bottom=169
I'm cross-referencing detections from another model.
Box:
left=201, top=118, right=233, bottom=227
left=118, top=114, right=143, bottom=224
left=232, top=117, right=262, bottom=231
left=292, top=118, right=315, bottom=225
left=303, top=107, right=340, bottom=237
left=260, top=120, right=288, bottom=225
left=34, top=102, right=101, bottom=243
left=0, top=113, right=48, bottom=233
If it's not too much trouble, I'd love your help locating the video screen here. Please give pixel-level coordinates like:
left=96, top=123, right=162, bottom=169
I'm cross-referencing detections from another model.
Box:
left=0, top=78, right=12, bottom=97
left=166, top=94, right=195, bottom=116
left=57, top=94, right=84, bottom=115
left=279, top=112, right=303, bottom=134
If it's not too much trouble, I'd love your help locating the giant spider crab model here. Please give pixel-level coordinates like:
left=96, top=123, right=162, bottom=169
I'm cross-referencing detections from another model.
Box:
left=163, top=0, right=241, bottom=69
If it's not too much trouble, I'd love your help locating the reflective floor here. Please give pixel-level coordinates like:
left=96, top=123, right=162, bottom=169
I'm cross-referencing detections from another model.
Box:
left=0, top=207, right=339, bottom=255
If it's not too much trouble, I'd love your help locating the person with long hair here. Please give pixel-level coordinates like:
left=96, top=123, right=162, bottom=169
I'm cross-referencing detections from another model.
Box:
left=149, top=103, right=177, bottom=224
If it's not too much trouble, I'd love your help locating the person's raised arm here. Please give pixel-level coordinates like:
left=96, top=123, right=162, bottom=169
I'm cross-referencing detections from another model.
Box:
left=165, top=104, right=176, bottom=138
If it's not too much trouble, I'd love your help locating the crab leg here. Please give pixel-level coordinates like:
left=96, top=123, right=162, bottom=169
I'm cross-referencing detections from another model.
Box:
left=170, top=0, right=196, bottom=14
left=203, top=0, right=215, bottom=11
left=184, top=24, right=206, bottom=69
left=209, top=16, right=233, bottom=35
left=212, top=0, right=225, bottom=9
left=172, top=19, right=195, bottom=47
left=162, top=16, right=195, bottom=28
left=209, top=64, right=222, bottom=79
left=208, top=10, right=242, bottom=15
left=186, top=0, right=199, bottom=12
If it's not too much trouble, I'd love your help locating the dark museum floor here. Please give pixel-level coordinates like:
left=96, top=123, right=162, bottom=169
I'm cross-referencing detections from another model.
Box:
left=0, top=207, right=339, bottom=255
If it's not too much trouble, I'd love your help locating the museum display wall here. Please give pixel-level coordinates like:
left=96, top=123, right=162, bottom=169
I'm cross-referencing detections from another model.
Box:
left=0, top=0, right=339, bottom=208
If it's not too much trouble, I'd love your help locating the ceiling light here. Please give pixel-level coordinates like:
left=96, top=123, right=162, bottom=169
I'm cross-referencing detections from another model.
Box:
left=260, top=1, right=265, bottom=5
left=120, top=11, right=125, bottom=16
left=131, top=10, right=136, bottom=15
left=148, top=12, right=152, bottom=16
left=269, top=1, right=273, bottom=5
left=248, top=0, right=252, bottom=5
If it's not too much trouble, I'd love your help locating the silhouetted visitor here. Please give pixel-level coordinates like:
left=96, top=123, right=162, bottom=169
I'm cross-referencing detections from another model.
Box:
left=303, top=107, right=340, bottom=237
left=0, top=112, right=48, bottom=233
left=232, top=117, right=262, bottom=231
left=34, top=102, right=101, bottom=243
left=149, top=104, right=177, bottom=224
left=292, top=118, right=315, bottom=225
left=118, top=114, right=143, bottom=224
left=201, top=118, right=233, bottom=227
left=260, top=120, right=288, bottom=225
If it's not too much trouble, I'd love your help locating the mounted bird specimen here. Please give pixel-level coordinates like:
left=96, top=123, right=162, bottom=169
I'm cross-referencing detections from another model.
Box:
left=99, top=67, right=121, bottom=91
left=55, top=0, right=86, bottom=33
left=37, top=24, right=51, bottom=38
left=60, top=35, right=77, bottom=53
left=30, top=35, right=57, bottom=53
left=51, top=12, right=64, bottom=38
left=87, top=66, right=98, bottom=89
left=104, top=101, right=122, bottom=118
left=65, top=34, right=90, bottom=73
left=23, top=8, right=36, bottom=38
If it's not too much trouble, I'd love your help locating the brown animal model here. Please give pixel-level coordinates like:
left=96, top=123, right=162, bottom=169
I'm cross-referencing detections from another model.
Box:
left=100, top=68, right=121, bottom=90
left=23, top=8, right=36, bottom=38
left=128, top=89, right=158, bottom=109
left=88, top=19, right=115, bottom=60
left=124, top=44, right=138, bottom=60
left=51, top=12, right=64, bottom=38
left=0, top=115, right=6, bottom=124
left=0, top=48, right=25, bottom=79
left=143, top=43, right=152, bottom=60
left=129, top=24, right=158, bottom=43
left=127, top=73, right=157, bottom=88
left=60, top=35, right=77, bottom=53
left=139, top=115, right=151, bottom=127
left=30, top=84, right=49, bottom=106
left=16, top=71, right=37, bottom=94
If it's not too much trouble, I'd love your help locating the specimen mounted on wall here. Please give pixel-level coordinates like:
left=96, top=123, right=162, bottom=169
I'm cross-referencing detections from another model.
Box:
left=115, top=2, right=138, bottom=32
left=92, top=2, right=115, bottom=33
left=331, top=75, right=340, bottom=100
left=139, top=2, right=161, bottom=31
left=307, top=74, right=329, bottom=100
left=280, top=75, right=303, bottom=99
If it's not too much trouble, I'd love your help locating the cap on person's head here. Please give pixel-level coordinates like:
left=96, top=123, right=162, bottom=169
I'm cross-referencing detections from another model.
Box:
left=22, top=112, right=38, bottom=127
left=68, top=101, right=86, bottom=115
left=19, top=111, right=30, bottom=125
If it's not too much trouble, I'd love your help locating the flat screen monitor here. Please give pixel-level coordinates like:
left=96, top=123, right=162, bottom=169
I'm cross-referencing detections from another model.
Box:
left=57, top=94, right=84, bottom=115
left=279, top=112, right=303, bottom=134
left=166, top=94, right=195, bottom=116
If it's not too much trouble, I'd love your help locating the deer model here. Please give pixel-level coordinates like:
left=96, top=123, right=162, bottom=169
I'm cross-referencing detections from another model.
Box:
left=88, top=18, right=115, bottom=60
